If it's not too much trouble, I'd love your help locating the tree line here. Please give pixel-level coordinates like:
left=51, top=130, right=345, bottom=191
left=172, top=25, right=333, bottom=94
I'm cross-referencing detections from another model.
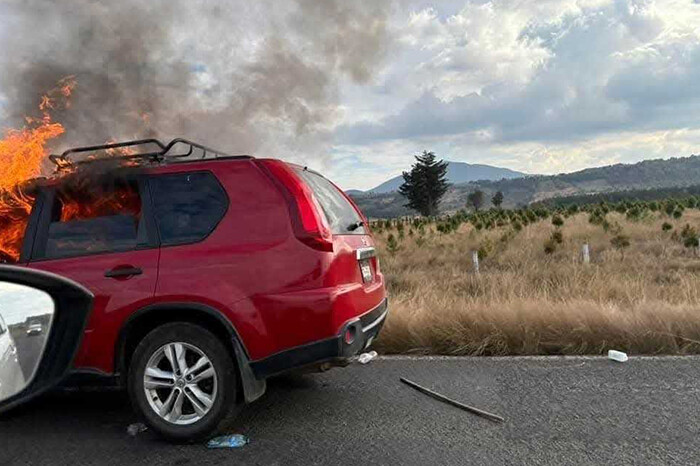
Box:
left=396, top=151, right=700, bottom=251
left=373, top=196, right=700, bottom=258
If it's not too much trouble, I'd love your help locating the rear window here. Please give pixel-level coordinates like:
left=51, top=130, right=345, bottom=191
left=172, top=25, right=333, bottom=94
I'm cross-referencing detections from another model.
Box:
left=43, top=179, right=145, bottom=259
left=149, top=172, right=228, bottom=246
left=295, top=169, right=366, bottom=235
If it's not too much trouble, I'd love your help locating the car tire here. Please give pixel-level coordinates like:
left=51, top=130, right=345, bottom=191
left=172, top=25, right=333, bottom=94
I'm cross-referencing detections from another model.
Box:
left=127, top=322, right=237, bottom=442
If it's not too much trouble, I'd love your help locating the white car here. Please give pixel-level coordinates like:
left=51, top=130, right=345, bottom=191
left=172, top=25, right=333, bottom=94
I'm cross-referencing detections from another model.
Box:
left=0, top=314, right=26, bottom=400
left=26, top=322, right=42, bottom=337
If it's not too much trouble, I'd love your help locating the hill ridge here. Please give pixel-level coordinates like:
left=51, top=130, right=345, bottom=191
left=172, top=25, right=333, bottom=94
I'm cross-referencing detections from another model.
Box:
left=351, top=154, right=700, bottom=218
left=356, top=160, right=526, bottom=194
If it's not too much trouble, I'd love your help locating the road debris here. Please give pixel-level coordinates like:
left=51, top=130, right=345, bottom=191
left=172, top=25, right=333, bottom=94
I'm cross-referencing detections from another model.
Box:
left=608, top=350, right=628, bottom=362
left=126, top=423, right=148, bottom=437
left=207, top=434, right=249, bottom=449
left=357, top=351, right=378, bottom=364
left=400, top=377, right=504, bottom=424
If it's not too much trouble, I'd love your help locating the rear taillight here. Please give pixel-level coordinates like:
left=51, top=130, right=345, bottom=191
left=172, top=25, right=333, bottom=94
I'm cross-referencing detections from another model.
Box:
left=258, top=159, right=334, bottom=252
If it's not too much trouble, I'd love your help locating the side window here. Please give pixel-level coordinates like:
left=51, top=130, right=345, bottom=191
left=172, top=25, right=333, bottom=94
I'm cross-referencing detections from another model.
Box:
left=149, top=172, right=228, bottom=246
left=43, top=179, right=145, bottom=259
left=0, top=190, right=37, bottom=264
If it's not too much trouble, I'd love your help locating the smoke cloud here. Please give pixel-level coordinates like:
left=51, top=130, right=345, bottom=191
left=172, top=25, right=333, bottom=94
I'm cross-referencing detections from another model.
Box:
left=0, top=0, right=391, bottom=163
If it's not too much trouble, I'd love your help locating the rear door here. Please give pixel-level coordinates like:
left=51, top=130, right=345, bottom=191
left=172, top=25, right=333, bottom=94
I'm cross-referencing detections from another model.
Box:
left=146, top=170, right=230, bottom=300
left=27, top=176, right=159, bottom=373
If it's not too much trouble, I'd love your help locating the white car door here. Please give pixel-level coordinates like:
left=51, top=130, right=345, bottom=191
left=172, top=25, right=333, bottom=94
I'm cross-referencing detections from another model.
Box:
left=0, top=316, right=25, bottom=399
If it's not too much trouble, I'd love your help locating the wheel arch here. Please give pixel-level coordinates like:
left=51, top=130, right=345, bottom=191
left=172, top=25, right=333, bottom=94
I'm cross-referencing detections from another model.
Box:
left=115, top=302, right=266, bottom=403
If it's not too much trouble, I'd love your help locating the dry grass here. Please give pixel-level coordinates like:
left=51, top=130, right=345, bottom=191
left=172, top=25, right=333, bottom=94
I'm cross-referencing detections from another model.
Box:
left=374, top=211, right=700, bottom=355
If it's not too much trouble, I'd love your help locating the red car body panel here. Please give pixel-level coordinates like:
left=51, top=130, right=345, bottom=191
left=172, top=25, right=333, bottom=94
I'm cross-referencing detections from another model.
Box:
left=21, top=157, right=386, bottom=376
left=27, top=249, right=159, bottom=371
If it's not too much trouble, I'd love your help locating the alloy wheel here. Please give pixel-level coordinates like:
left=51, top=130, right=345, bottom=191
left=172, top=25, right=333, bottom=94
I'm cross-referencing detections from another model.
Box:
left=143, top=342, right=218, bottom=425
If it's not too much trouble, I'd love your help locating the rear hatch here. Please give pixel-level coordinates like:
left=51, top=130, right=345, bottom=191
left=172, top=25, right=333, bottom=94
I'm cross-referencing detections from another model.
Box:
left=293, top=168, right=380, bottom=288
left=256, top=159, right=386, bottom=342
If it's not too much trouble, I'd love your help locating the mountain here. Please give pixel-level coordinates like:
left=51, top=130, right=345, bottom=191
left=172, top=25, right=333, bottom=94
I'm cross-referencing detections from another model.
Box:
left=354, top=161, right=526, bottom=194
left=350, top=155, right=700, bottom=218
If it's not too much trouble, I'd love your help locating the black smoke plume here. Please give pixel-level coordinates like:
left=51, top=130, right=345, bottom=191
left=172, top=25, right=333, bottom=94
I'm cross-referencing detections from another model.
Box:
left=0, top=0, right=391, bottom=161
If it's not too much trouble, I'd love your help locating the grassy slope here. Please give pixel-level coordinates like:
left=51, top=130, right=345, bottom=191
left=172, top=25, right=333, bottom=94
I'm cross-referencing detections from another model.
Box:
left=374, top=210, right=700, bottom=356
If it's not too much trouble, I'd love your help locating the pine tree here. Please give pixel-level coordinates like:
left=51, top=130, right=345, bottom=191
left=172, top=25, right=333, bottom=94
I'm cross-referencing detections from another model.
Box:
left=398, top=151, right=449, bottom=216
left=491, top=191, right=504, bottom=209
left=467, top=190, right=485, bottom=212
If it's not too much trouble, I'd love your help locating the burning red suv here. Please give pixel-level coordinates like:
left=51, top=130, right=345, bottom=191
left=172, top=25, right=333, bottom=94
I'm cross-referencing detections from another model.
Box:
left=5, top=139, right=387, bottom=440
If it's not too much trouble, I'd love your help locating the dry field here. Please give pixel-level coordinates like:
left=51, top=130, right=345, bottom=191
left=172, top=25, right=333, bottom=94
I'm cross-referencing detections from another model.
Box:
left=374, top=210, right=700, bottom=355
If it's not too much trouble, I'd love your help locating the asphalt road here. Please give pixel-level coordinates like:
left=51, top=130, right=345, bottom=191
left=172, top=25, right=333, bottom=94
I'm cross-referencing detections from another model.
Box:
left=1, top=356, right=700, bottom=465
left=9, top=328, right=46, bottom=379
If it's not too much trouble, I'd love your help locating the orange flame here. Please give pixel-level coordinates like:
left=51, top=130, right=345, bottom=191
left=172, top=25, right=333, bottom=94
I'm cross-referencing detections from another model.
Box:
left=103, top=139, right=137, bottom=158
left=59, top=183, right=141, bottom=223
left=0, top=76, right=76, bottom=262
left=0, top=77, right=154, bottom=262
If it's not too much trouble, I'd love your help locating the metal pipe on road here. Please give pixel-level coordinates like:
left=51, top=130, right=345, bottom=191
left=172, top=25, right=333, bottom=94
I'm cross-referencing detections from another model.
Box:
left=400, top=377, right=504, bottom=423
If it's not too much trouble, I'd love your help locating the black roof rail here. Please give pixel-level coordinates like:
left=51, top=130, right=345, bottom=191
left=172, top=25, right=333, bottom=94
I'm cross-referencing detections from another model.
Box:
left=48, top=138, right=252, bottom=170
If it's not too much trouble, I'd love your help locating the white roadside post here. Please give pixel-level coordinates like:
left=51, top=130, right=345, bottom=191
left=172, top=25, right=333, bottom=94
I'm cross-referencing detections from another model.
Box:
left=582, top=243, right=590, bottom=264
left=472, top=250, right=480, bottom=274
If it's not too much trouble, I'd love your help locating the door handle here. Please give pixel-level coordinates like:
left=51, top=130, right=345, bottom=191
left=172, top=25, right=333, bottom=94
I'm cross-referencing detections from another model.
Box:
left=104, top=266, right=143, bottom=278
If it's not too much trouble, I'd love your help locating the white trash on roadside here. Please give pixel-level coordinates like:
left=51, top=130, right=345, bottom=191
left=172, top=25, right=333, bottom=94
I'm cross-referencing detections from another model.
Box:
left=207, top=434, right=249, bottom=449
left=126, top=423, right=148, bottom=436
left=358, top=351, right=378, bottom=364
left=608, top=350, right=628, bottom=362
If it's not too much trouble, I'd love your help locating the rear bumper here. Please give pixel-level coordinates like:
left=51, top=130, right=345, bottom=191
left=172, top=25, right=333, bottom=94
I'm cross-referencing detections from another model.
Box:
left=249, top=298, right=388, bottom=379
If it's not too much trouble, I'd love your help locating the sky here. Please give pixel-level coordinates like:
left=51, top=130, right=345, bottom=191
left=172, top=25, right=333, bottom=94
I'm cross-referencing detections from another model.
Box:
left=325, top=0, right=700, bottom=190
left=1, top=0, right=700, bottom=191
left=0, top=282, right=53, bottom=326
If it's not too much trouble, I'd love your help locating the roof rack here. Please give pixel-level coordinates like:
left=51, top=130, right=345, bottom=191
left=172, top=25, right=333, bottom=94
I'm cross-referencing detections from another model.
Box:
left=48, top=138, right=252, bottom=170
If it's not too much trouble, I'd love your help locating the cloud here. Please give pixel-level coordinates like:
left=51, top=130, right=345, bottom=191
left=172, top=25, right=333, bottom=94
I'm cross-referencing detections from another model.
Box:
left=4, top=0, right=698, bottom=191
left=401, top=3, right=552, bottom=100
left=328, top=0, right=700, bottom=189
